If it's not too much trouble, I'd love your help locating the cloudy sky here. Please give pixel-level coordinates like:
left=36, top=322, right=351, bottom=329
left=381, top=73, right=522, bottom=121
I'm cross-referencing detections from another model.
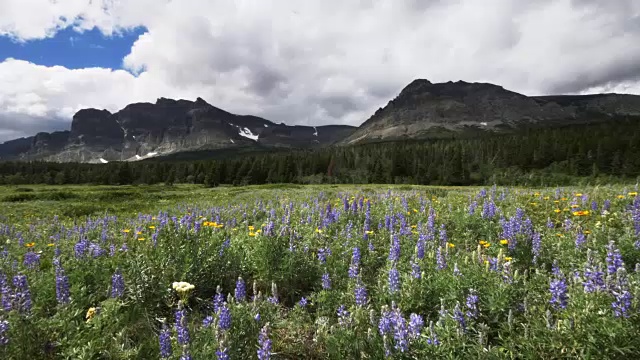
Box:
left=0, top=0, right=639, bottom=142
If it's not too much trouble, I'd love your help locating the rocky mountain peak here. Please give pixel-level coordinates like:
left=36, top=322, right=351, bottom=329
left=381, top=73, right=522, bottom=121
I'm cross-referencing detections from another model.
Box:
left=342, top=79, right=640, bottom=145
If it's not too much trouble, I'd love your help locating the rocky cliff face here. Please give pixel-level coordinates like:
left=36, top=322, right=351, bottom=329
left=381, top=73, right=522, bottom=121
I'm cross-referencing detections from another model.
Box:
left=0, top=98, right=356, bottom=163
left=342, top=79, right=640, bottom=144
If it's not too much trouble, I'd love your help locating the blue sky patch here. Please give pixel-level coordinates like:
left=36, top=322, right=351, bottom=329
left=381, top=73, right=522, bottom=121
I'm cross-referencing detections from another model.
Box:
left=0, top=26, right=147, bottom=70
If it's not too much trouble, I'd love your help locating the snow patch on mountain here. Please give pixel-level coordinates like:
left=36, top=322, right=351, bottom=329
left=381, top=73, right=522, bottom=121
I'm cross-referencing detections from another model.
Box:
left=238, top=127, right=259, bottom=141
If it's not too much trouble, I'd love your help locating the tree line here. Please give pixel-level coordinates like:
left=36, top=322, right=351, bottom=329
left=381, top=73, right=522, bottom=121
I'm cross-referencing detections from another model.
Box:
left=0, top=118, right=639, bottom=187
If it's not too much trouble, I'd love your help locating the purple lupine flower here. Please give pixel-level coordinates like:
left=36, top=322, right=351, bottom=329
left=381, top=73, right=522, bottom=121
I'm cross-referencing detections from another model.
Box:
left=612, top=288, right=632, bottom=318
left=408, top=313, right=424, bottom=339
left=532, top=232, right=541, bottom=264
left=23, top=251, right=41, bottom=269
left=202, top=315, right=214, bottom=327
left=218, top=303, right=231, bottom=330
left=321, top=273, right=331, bottom=290
left=575, top=231, right=586, bottom=248
left=606, top=241, right=624, bottom=275
left=12, top=274, right=31, bottom=314
left=426, top=321, right=440, bottom=346
left=469, top=201, right=478, bottom=215
left=235, top=277, right=246, bottom=302
left=546, top=217, right=554, bottom=229
left=180, top=352, right=193, bottom=360
left=216, top=347, right=230, bottom=360
left=219, top=237, right=230, bottom=257
left=410, top=259, right=421, bottom=279
left=317, top=247, right=330, bottom=264
left=452, top=303, right=466, bottom=332
left=388, top=235, right=400, bottom=262
left=337, top=304, right=351, bottom=326
left=438, top=224, right=447, bottom=246
left=465, top=290, right=479, bottom=320
left=213, top=286, right=225, bottom=313
left=348, top=247, right=361, bottom=279
left=355, top=282, right=368, bottom=306
left=482, top=200, right=496, bottom=218
left=388, top=266, right=400, bottom=294
left=0, top=280, right=11, bottom=312
left=257, top=324, right=272, bottom=360
left=0, top=319, right=8, bottom=346
left=111, top=269, right=125, bottom=298
left=298, top=297, right=308, bottom=307
left=55, top=268, right=71, bottom=305
left=603, top=199, right=611, bottom=212
left=392, top=310, right=409, bottom=352
left=591, top=201, right=598, bottom=212
left=549, top=276, right=568, bottom=310
left=74, top=239, right=88, bottom=258
left=175, top=308, right=190, bottom=345
left=159, top=325, right=172, bottom=358
left=416, top=234, right=426, bottom=259
left=378, top=307, right=393, bottom=335
left=583, top=253, right=605, bottom=293
left=612, top=268, right=633, bottom=318
left=436, top=246, right=446, bottom=270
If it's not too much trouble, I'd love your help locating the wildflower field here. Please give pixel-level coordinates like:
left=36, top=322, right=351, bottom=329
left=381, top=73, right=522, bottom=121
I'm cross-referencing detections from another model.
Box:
left=0, top=183, right=640, bottom=359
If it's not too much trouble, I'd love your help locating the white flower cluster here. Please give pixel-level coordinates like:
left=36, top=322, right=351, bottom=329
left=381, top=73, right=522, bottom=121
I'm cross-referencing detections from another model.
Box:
left=172, top=281, right=195, bottom=293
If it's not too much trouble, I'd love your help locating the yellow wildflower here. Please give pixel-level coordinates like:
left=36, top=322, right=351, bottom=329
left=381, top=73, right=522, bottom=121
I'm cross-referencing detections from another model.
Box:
left=572, top=210, right=590, bottom=216
left=123, top=229, right=131, bottom=233
left=617, top=195, right=625, bottom=199
left=47, top=243, right=55, bottom=247
left=249, top=232, right=256, bottom=237
left=575, top=193, right=583, bottom=197
left=138, top=238, right=145, bottom=241
left=504, top=256, right=513, bottom=261
left=554, top=209, right=561, bottom=213
left=483, top=243, right=491, bottom=248
left=629, top=192, right=638, bottom=197
left=86, top=307, right=98, bottom=322
left=25, top=242, right=35, bottom=248
left=149, top=226, right=156, bottom=229
left=447, top=243, right=455, bottom=248
left=500, top=239, right=508, bottom=245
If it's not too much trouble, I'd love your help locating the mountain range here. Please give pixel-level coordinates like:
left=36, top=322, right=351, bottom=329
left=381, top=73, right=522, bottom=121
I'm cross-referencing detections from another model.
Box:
left=2, top=79, right=640, bottom=163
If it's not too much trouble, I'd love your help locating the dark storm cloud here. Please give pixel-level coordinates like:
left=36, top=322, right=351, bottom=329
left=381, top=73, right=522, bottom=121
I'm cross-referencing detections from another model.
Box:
left=0, top=112, right=69, bottom=142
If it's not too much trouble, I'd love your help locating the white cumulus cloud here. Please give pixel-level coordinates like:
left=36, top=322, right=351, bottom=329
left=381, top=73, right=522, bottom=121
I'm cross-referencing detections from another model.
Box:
left=0, top=0, right=640, bottom=141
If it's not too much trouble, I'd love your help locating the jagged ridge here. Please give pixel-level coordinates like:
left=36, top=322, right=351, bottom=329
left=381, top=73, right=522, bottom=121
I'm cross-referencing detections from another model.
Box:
left=0, top=98, right=356, bottom=162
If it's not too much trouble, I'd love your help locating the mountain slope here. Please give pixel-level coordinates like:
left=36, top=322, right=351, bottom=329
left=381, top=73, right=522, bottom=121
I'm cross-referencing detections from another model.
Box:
left=0, top=98, right=356, bottom=162
left=342, top=79, right=640, bottom=144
